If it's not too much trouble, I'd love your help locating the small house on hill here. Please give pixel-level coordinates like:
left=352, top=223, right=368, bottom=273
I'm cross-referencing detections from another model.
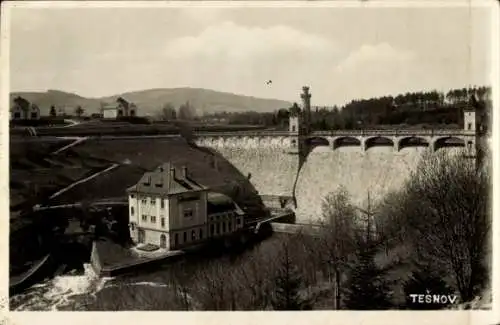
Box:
left=101, top=97, right=138, bottom=119
left=10, top=96, right=40, bottom=120
left=127, top=162, right=244, bottom=251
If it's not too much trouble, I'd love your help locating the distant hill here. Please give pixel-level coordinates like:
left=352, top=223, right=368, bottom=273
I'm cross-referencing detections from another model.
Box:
left=10, top=88, right=293, bottom=116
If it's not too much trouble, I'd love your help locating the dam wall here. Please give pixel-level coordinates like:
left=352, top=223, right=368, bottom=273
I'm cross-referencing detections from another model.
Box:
left=209, top=147, right=298, bottom=198
left=196, top=135, right=474, bottom=223
left=195, top=137, right=298, bottom=198
left=294, top=146, right=467, bottom=223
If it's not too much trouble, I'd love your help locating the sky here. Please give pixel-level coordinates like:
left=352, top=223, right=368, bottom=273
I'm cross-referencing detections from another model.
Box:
left=7, top=2, right=495, bottom=106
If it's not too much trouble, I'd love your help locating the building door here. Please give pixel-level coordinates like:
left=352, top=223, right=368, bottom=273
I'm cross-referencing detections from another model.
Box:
left=138, top=229, right=145, bottom=243
left=160, top=234, right=167, bottom=248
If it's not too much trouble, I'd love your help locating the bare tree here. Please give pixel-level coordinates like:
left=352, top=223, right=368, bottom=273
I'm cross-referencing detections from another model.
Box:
left=178, top=101, right=196, bottom=120
left=75, top=105, right=84, bottom=118
left=50, top=105, right=57, bottom=117
left=392, top=150, right=490, bottom=302
left=318, top=187, right=359, bottom=309
left=159, top=103, right=177, bottom=120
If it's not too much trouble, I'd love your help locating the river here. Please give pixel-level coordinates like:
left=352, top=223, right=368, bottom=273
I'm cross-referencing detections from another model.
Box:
left=9, top=234, right=288, bottom=311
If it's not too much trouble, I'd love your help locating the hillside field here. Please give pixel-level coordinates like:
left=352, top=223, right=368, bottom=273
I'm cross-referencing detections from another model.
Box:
left=10, top=88, right=292, bottom=116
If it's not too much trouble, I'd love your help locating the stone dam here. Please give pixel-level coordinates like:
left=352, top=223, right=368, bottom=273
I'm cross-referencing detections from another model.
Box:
left=194, top=133, right=472, bottom=223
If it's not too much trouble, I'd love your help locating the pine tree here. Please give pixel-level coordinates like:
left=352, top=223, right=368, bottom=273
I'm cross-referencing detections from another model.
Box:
left=403, top=267, right=454, bottom=310
left=343, top=249, right=392, bottom=310
left=271, top=242, right=311, bottom=310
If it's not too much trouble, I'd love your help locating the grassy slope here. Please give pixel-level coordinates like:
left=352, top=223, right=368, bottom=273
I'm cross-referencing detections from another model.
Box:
left=10, top=88, right=292, bottom=116
left=50, top=137, right=267, bottom=214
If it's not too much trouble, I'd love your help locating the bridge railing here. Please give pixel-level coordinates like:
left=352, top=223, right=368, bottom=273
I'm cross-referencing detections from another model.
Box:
left=194, top=129, right=467, bottom=137
left=194, top=131, right=290, bottom=137
left=310, top=129, right=466, bottom=137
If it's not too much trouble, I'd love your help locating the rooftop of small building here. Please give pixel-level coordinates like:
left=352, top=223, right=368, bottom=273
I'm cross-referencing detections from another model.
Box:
left=127, top=162, right=208, bottom=195
left=102, top=105, right=118, bottom=110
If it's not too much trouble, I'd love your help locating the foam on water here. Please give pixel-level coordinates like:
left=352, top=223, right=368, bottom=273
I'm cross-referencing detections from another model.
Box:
left=11, top=263, right=113, bottom=311
left=294, top=146, right=465, bottom=222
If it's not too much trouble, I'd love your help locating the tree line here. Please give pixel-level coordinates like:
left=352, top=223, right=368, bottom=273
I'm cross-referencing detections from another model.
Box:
left=201, top=86, right=492, bottom=130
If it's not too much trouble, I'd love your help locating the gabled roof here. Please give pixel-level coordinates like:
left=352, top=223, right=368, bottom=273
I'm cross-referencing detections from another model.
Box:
left=127, top=162, right=208, bottom=195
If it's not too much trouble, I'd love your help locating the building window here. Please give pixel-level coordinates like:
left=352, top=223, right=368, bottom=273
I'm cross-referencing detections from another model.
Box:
left=291, top=140, right=296, bottom=147
left=468, top=123, right=472, bottom=130
left=161, top=218, right=165, bottom=228
left=216, top=223, right=220, bottom=234
left=199, top=229, right=203, bottom=239
left=183, top=209, right=194, bottom=218
left=14, top=112, right=21, bottom=119
left=175, top=233, right=179, bottom=246
left=183, top=232, right=187, bottom=243
left=210, top=224, right=214, bottom=235
left=222, top=222, right=226, bottom=233
left=192, top=230, right=196, bottom=241
left=161, top=200, right=165, bottom=209
left=228, top=221, right=232, bottom=232
left=151, top=216, right=156, bottom=223
left=129, top=222, right=135, bottom=231
left=292, top=125, right=296, bottom=132
left=237, top=218, right=241, bottom=225
left=31, top=112, right=37, bottom=119
left=142, top=215, right=147, bottom=222
left=151, top=198, right=156, bottom=205
left=142, top=199, right=147, bottom=204
left=130, top=194, right=135, bottom=198
left=130, top=207, right=134, bottom=215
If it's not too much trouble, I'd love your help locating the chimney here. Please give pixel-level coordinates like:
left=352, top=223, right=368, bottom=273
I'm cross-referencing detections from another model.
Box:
left=170, top=167, right=176, bottom=179
left=182, top=166, right=188, bottom=178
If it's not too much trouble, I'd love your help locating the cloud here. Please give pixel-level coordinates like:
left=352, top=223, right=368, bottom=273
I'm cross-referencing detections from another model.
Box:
left=336, top=43, right=416, bottom=73
left=331, top=43, right=422, bottom=102
left=165, top=21, right=338, bottom=61
left=159, top=21, right=341, bottom=101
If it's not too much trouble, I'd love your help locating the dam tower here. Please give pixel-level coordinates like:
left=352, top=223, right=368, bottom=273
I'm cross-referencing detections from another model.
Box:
left=463, top=94, right=486, bottom=167
left=300, top=86, right=312, bottom=135
left=288, top=86, right=313, bottom=155
left=288, top=102, right=302, bottom=154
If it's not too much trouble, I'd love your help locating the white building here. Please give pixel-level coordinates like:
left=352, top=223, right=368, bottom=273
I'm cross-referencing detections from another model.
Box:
left=102, top=105, right=119, bottom=119
left=102, top=97, right=138, bottom=119
left=127, top=162, right=245, bottom=250
left=10, top=96, right=40, bottom=120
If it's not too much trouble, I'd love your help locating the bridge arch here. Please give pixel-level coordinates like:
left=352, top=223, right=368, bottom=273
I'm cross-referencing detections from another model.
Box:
left=433, top=136, right=465, bottom=151
left=332, top=136, right=362, bottom=150
left=397, top=136, right=429, bottom=151
left=364, top=136, right=394, bottom=151
left=305, top=136, right=330, bottom=149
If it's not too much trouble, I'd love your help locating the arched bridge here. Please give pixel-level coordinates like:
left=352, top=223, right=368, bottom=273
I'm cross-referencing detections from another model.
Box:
left=194, top=129, right=477, bottom=152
